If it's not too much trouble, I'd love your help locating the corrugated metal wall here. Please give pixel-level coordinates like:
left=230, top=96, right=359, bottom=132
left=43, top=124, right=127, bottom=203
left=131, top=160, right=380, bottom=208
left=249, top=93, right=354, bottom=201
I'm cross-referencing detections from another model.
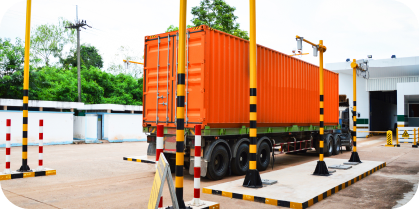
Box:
left=367, top=76, right=419, bottom=91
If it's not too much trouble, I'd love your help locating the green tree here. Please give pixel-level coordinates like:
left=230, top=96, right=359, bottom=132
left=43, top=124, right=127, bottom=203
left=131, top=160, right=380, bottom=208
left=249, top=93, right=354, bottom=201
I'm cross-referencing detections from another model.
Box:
left=61, top=44, right=103, bottom=69
left=166, top=0, right=249, bottom=39
left=30, top=17, right=76, bottom=66
left=191, top=0, right=249, bottom=40
left=0, top=38, right=25, bottom=76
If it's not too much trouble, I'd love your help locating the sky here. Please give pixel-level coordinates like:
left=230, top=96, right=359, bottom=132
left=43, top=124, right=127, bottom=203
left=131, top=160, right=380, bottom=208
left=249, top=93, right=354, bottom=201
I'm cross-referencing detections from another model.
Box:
left=1, top=0, right=419, bottom=70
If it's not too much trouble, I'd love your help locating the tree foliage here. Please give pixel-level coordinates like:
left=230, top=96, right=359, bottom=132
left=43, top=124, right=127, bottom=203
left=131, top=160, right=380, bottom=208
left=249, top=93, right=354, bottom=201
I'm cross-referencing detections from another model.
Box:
left=191, top=0, right=249, bottom=40
left=61, top=44, right=103, bottom=69
left=30, top=17, right=76, bottom=66
left=0, top=37, right=25, bottom=76
left=166, top=0, right=249, bottom=40
left=0, top=66, right=143, bottom=105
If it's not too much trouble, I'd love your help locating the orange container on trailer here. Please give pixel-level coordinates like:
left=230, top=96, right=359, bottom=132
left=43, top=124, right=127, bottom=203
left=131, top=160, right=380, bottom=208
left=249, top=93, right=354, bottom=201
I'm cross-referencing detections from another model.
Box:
left=143, top=25, right=339, bottom=129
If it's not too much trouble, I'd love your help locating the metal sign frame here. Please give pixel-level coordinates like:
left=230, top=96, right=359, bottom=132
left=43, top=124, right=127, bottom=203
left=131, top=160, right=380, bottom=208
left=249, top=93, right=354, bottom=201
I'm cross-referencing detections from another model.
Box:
left=148, top=153, right=179, bottom=209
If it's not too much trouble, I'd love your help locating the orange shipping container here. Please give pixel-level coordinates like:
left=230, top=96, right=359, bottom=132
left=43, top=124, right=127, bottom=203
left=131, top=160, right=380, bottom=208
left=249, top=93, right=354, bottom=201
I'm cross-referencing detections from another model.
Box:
left=143, top=25, right=339, bottom=129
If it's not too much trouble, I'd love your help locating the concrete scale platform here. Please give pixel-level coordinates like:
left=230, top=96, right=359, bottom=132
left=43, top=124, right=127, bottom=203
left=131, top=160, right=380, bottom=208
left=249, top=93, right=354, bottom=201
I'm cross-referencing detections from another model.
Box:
left=123, top=155, right=156, bottom=164
left=0, top=168, right=56, bottom=181
left=203, top=159, right=386, bottom=209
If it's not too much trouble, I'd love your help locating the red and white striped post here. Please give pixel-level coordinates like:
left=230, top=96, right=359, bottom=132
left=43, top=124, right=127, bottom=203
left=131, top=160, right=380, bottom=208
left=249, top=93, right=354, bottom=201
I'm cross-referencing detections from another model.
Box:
left=158, top=196, right=163, bottom=209
left=193, top=125, right=202, bottom=205
left=3, top=119, right=11, bottom=174
left=37, top=119, right=44, bottom=171
left=156, top=125, right=164, bottom=209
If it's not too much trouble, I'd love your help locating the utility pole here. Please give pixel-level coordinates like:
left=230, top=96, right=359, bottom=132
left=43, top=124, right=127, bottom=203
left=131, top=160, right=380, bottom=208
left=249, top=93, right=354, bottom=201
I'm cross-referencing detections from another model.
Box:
left=65, top=6, right=91, bottom=102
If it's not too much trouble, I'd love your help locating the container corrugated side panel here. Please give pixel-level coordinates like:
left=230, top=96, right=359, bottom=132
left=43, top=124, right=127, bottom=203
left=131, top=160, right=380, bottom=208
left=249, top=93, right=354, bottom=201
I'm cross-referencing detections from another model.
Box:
left=367, top=76, right=419, bottom=91
left=204, top=27, right=339, bottom=128
left=204, top=28, right=249, bottom=128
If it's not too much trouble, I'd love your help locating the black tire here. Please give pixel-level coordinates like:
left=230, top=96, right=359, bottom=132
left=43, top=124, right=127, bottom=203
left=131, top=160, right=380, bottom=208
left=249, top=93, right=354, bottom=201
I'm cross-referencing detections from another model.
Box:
left=346, top=133, right=353, bottom=151
left=231, top=143, right=249, bottom=175
left=257, top=141, right=270, bottom=171
left=324, top=134, right=333, bottom=157
left=206, top=145, right=229, bottom=180
left=333, top=135, right=341, bottom=155
left=166, top=154, right=176, bottom=173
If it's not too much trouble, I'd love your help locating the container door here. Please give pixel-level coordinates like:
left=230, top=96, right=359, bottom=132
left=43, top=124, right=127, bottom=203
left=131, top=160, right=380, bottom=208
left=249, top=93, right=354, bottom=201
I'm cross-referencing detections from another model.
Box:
left=183, top=30, right=205, bottom=127
left=144, top=36, right=173, bottom=126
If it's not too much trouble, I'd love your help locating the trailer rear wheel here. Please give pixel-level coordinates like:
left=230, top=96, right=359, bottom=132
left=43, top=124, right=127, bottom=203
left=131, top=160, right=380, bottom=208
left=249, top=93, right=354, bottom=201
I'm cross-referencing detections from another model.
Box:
left=231, top=143, right=249, bottom=175
left=257, top=141, right=270, bottom=171
left=346, top=133, right=353, bottom=151
left=206, top=145, right=229, bottom=180
left=333, top=135, right=341, bottom=155
left=324, top=134, right=333, bottom=157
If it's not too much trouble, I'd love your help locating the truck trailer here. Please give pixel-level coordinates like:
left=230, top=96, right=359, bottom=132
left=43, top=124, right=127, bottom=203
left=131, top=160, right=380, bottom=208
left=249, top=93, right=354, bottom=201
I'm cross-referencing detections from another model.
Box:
left=142, top=25, right=352, bottom=180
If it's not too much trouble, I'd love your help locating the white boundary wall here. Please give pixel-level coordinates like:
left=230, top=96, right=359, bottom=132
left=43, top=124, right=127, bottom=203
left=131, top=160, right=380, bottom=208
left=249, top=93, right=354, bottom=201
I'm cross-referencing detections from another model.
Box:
left=85, top=115, right=98, bottom=140
left=73, top=116, right=85, bottom=140
left=104, top=114, right=146, bottom=142
left=0, top=111, right=73, bottom=146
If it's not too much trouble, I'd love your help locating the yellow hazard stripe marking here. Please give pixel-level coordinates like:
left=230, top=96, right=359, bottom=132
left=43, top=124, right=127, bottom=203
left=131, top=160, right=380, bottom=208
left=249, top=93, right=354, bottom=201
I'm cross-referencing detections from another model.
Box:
left=222, top=191, right=232, bottom=198
left=265, top=198, right=277, bottom=206
left=203, top=188, right=212, bottom=194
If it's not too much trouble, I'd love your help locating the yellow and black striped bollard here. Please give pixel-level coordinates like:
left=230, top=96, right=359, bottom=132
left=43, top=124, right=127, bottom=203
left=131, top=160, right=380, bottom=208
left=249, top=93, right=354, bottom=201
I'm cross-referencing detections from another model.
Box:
left=18, top=0, right=33, bottom=172
left=243, top=0, right=262, bottom=187
left=175, top=0, right=187, bottom=208
left=349, top=59, right=361, bottom=163
left=313, top=40, right=330, bottom=175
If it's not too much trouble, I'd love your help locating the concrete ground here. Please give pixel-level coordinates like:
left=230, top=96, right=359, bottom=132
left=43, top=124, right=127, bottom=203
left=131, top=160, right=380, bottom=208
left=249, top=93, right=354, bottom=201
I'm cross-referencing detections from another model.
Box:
left=1, top=135, right=418, bottom=209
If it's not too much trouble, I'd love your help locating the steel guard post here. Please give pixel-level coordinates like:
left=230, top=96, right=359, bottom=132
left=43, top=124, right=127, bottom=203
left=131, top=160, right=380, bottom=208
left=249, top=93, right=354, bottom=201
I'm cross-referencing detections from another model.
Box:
left=18, top=0, right=32, bottom=172
left=349, top=59, right=362, bottom=163
left=313, top=40, right=330, bottom=176
left=243, top=0, right=262, bottom=188
left=175, top=0, right=188, bottom=208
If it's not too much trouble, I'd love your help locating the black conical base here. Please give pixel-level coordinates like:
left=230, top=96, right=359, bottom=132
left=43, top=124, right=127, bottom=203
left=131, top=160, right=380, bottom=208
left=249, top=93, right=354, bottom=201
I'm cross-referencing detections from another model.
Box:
left=313, top=161, right=330, bottom=176
left=166, top=200, right=191, bottom=209
left=165, top=206, right=191, bottom=209
left=348, top=151, right=362, bottom=163
left=17, top=164, right=31, bottom=172
left=243, top=169, right=262, bottom=188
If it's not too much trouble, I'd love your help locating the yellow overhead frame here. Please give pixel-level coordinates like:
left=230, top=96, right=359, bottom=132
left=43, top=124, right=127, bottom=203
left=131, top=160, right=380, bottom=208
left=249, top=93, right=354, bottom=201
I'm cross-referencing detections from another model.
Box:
left=123, top=60, right=144, bottom=65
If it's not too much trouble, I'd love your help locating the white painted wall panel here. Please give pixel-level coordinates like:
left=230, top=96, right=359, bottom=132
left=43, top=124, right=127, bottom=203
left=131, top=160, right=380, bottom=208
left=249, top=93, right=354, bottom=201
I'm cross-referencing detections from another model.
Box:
left=367, top=77, right=419, bottom=91
left=105, top=114, right=146, bottom=141
left=85, top=115, right=98, bottom=140
left=0, top=111, right=73, bottom=146
left=73, top=116, right=85, bottom=140
left=397, top=82, right=419, bottom=116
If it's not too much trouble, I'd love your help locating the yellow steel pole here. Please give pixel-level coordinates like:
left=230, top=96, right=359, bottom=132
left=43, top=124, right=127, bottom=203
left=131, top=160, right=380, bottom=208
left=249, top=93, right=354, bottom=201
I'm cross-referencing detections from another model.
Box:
left=349, top=60, right=361, bottom=162
left=243, top=0, right=262, bottom=187
left=18, top=0, right=32, bottom=172
left=175, top=0, right=187, bottom=207
left=413, top=128, right=417, bottom=148
left=313, top=40, right=330, bottom=175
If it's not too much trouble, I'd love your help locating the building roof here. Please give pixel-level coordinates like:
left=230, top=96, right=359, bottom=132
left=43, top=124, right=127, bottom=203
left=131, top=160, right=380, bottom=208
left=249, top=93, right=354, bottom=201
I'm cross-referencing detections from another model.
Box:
left=326, top=56, right=419, bottom=78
